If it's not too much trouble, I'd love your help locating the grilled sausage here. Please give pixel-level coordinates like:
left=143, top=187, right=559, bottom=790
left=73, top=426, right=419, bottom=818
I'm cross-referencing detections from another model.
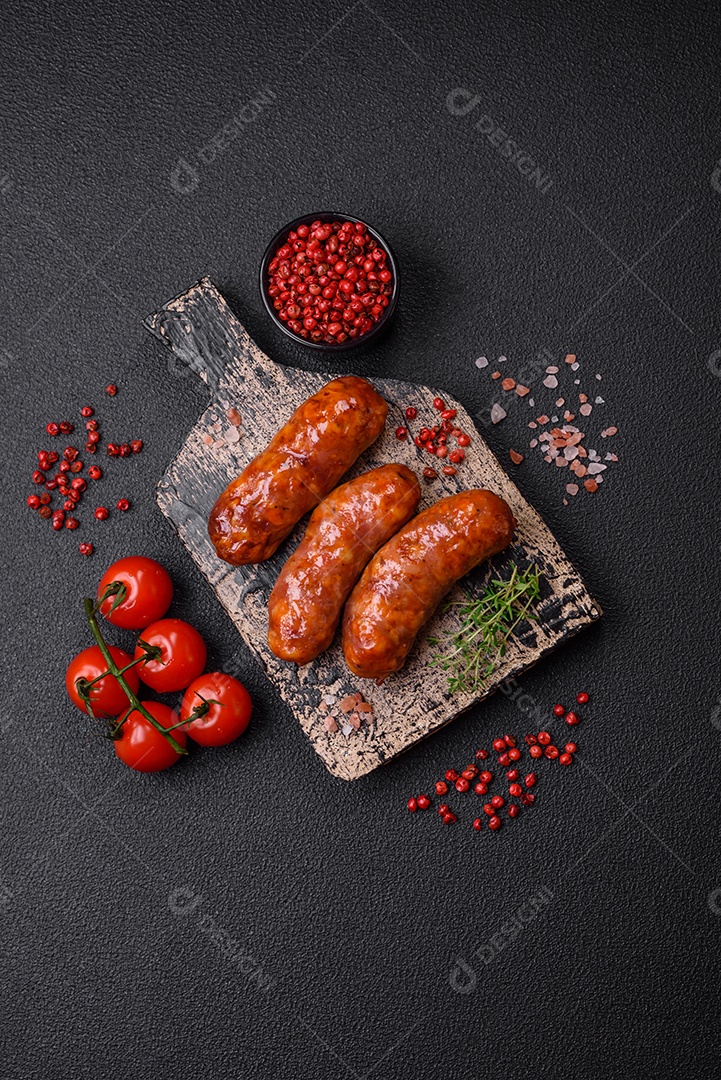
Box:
left=268, top=464, right=421, bottom=665
left=342, top=489, right=516, bottom=679
left=208, top=376, right=388, bottom=565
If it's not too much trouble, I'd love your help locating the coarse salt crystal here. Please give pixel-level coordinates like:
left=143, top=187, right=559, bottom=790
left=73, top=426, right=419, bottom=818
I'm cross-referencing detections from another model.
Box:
left=586, top=462, right=607, bottom=475
left=516, top=384, right=530, bottom=396
left=502, top=377, right=516, bottom=391
left=596, top=374, right=602, bottom=380
left=580, top=403, right=592, bottom=417
left=202, top=434, right=214, bottom=446
left=571, top=363, right=579, bottom=371
left=530, top=438, right=538, bottom=448
left=565, top=354, right=576, bottom=364
left=490, top=404, right=506, bottom=424
left=226, top=407, right=242, bottom=426
left=564, top=445, right=579, bottom=461
left=546, top=366, right=559, bottom=374
left=324, top=695, right=336, bottom=705
left=566, top=483, right=579, bottom=495
left=475, top=356, right=489, bottom=368
left=595, top=397, right=604, bottom=405
left=226, top=427, right=241, bottom=443
left=543, top=375, right=558, bottom=389
left=323, top=716, right=339, bottom=733
left=498, top=355, right=507, bottom=362
left=341, top=723, right=353, bottom=736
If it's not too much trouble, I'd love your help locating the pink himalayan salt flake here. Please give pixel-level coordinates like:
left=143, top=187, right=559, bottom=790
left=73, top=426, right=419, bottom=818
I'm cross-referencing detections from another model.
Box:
left=491, top=371, right=501, bottom=379
left=356, top=702, right=373, bottom=713
left=475, top=356, right=489, bottom=368
left=555, top=456, right=568, bottom=467
left=571, top=363, right=580, bottom=371
left=509, top=449, right=524, bottom=465
left=226, top=407, right=242, bottom=426
left=490, top=404, right=506, bottom=424
left=340, top=695, right=357, bottom=713
left=596, top=374, right=602, bottom=380
left=608, top=453, right=618, bottom=462
left=575, top=464, right=588, bottom=477
left=226, top=426, right=241, bottom=443
left=555, top=398, right=565, bottom=407
left=516, top=384, right=530, bottom=397
left=501, top=377, right=516, bottom=392
left=543, top=375, right=558, bottom=389
left=544, top=455, right=553, bottom=464
left=565, top=353, right=576, bottom=364
left=566, top=483, right=579, bottom=495
left=545, top=366, right=559, bottom=374
left=349, top=713, right=362, bottom=730
left=603, top=426, right=618, bottom=437
left=579, top=393, right=588, bottom=403
left=536, top=415, right=550, bottom=424
left=203, top=434, right=214, bottom=446
left=586, top=462, right=607, bottom=475
left=529, top=438, right=538, bottom=448
left=564, top=445, right=579, bottom=461
left=341, top=723, right=353, bottom=736
left=323, top=715, right=339, bottom=733
left=580, top=403, right=593, bottom=417
left=528, top=421, right=538, bottom=429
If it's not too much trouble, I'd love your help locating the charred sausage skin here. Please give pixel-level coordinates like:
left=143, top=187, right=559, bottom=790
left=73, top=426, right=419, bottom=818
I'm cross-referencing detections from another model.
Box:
left=342, top=489, right=516, bottom=679
left=208, top=376, right=388, bottom=565
left=268, top=464, right=421, bottom=665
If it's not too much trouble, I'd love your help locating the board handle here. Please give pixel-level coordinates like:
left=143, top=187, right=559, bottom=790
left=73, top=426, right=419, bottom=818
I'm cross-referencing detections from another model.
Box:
left=144, top=277, right=257, bottom=394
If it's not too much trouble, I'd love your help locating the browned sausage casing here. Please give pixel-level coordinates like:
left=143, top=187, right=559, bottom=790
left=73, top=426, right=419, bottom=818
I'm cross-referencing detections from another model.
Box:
left=267, top=464, right=421, bottom=665
left=208, top=376, right=388, bottom=565
left=342, top=489, right=516, bottom=679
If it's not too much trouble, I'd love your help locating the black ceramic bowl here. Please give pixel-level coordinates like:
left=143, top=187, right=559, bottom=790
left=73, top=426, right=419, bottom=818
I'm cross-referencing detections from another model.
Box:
left=259, top=212, right=399, bottom=351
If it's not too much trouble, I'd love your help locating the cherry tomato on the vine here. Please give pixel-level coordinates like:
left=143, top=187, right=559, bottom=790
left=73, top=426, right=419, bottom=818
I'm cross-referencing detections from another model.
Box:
left=97, top=556, right=173, bottom=630
left=134, top=618, right=206, bottom=693
left=66, top=645, right=139, bottom=717
left=114, top=701, right=186, bottom=772
left=180, top=672, right=252, bottom=746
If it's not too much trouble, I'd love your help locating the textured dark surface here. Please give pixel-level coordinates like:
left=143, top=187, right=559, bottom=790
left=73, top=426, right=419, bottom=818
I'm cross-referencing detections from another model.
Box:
left=1, top=2, right=720, bottom=1078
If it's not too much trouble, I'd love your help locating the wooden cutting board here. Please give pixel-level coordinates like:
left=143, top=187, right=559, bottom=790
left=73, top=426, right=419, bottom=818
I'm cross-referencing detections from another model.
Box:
left=145, top=278, right=600, bottom=780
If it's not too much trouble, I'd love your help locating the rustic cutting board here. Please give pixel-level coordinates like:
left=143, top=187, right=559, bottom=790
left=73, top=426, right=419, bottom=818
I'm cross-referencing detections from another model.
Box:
left=145, top=278, right=600, bottom=780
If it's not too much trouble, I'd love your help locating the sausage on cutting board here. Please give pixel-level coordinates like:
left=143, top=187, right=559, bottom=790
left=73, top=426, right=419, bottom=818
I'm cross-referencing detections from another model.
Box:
left=342, top=489, right=516, bottom=680
left=208, top=376, right=388, bottom=565
left=268, top=463, right=421, bottom=665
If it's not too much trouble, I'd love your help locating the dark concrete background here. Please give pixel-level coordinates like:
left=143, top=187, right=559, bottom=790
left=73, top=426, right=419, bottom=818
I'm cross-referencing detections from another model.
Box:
left=2, top=2, right=720, bottom=1077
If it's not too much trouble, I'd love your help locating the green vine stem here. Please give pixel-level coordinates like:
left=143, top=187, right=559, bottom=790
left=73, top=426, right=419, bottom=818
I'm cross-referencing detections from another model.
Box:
left=82, top=597, right=188, bottom=755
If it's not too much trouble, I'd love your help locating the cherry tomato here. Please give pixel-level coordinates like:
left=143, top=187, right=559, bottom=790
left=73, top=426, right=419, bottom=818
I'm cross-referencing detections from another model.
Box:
left=134, top=618, right=207, bottom=693
left=114, top=701, right=186, bottom=772
left=66, top=645, right=139, bottom=717
left=97, top=556, right=173, bottom=630
left=180, top=672, right=252, bottom=746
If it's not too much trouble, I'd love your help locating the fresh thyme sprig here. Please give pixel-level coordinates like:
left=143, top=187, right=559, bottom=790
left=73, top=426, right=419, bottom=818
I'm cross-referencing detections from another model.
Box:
left=429, top=565, right=542, bottom=695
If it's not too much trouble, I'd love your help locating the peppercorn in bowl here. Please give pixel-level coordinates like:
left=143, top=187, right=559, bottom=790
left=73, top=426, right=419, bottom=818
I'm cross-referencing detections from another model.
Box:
left=259, top=213, right=399, bottom=351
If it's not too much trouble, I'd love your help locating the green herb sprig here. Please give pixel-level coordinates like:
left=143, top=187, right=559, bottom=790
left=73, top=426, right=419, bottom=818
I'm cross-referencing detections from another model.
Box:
left=429, top=565, right=542, bottom=695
